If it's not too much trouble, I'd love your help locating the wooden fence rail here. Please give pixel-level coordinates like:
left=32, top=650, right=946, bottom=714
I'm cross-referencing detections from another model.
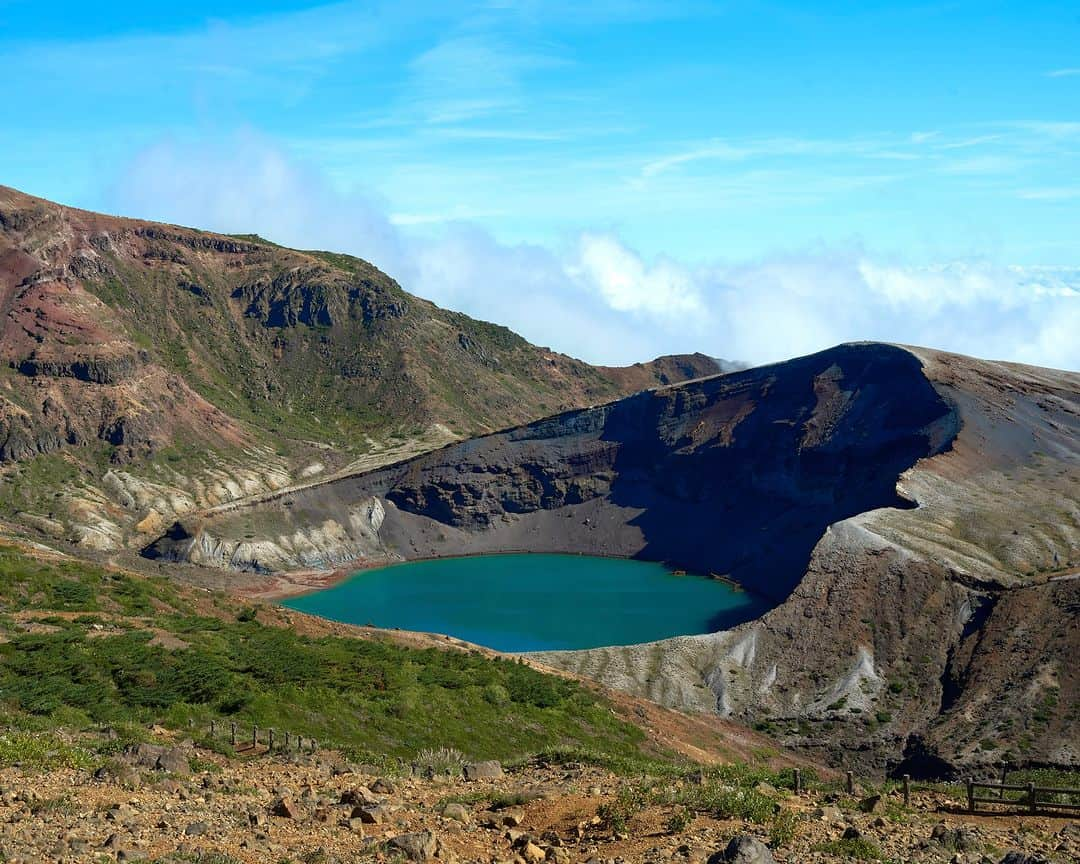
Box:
left=199, top=720, right=319, bottom=755
left=967, top=778, right=1080, bottom=814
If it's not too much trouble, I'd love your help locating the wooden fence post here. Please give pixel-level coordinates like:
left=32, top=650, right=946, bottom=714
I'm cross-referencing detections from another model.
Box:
left=210, top=719, right=216, bottom=738
left=1028, top=782, right=1036, bottom=814
left=793, top=768, right=801, bottom=795
left=967, top=778, right=974, bottom=813
left=253, top=725, right=258, bottom=748
left=846, top=771, right=854, bottom=794
left=284, top=731, right=290, bottom=750
left=231, top=722, right=237, bottom=746
left=902, top=774, right=910, bottom=807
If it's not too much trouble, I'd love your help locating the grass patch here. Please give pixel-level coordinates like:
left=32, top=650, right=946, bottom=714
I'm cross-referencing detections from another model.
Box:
left=812, top=837, right=882, bottom=860
left=769, top=808, right=799, bottom=847
left=0, top=731, right=96, bottom=772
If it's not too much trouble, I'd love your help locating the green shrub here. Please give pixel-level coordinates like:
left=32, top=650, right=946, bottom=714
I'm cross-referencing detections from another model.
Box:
left=709, top=787, right=778, bottom=823
left=666, top=806, right=693, bottom=833
left=769, top=808, right=798, bottom=847
left=812, top=837, right=882, bottom=860
left=0, top=545, right=662, bottom=771
left=598, top=784, right=649, bottom=834
left=0, top=731, right=96, bottom=771
left=414, top=746, right=468, bottom=776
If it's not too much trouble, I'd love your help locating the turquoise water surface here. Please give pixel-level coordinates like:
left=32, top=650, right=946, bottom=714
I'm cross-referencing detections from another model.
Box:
left=282, top=554, right=769, bottom=652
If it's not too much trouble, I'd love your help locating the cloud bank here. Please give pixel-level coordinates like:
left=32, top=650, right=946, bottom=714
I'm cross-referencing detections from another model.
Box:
left=111, top=135, right=1079, bottom=371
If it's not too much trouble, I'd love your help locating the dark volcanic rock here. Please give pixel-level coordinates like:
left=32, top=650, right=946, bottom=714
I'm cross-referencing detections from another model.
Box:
left=707, top=835, right=775, bottom=864
left=309, top=343, right=957, bottom=605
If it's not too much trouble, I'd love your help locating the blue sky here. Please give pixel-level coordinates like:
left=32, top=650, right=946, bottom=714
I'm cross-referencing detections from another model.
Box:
left=2, top=1, right=1078, bottom=368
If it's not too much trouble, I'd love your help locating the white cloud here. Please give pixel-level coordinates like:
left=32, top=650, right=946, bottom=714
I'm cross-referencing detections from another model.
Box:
left=569, top=234, right=704, bottom=316
left=641, top=141, right=749, bottom=177
left=1017, top=186, right=1080, bottom=201
left=403, top=33, right=567, bottom=125
left=110, top=131, right=412, bottom=280
left=108, top=135, right=1080, bottom=373
left=1046, top=68, right=1080, bottom=78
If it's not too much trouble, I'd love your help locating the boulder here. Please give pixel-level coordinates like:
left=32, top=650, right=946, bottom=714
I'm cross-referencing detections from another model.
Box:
left=340, top=786, right=381, bottom=807
left=858, top=794, right=882, bottom=813
left=370, top=777, right=396, bottom=794
left=931, top=824, right=978, bottom=852
left=353, top=805, right=390, bottom=824
left=999, top=854, right=1050, bottom=864
left=706, top=835, right=775, bottom=864
left=129, top=743, right=166, bottom=769
left=464, top=760, right=504, bottom=781
left=815, top=805, right=844, bottom=824
left=155, top=749, right=191, bottom=775
left=270, top=797, right=303, bottom=819
left=442, top=802, right=470, bottom=823
left=388, top=831, right=437, bottom=862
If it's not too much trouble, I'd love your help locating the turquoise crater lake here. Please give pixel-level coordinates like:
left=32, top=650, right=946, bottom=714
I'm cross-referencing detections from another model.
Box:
left=282, top=554, right=770, bottom=653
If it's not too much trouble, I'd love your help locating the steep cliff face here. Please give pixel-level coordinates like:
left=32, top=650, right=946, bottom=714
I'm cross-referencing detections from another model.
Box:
left=146, top=343, right=1078, bottom=776
left=147, top=344, right=956, bottom=598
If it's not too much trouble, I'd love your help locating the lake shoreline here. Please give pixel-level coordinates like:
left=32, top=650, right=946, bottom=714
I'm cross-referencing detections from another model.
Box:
left=239, top=549, right=720, bottom=602
left=276, top=553, right=771, bottom=654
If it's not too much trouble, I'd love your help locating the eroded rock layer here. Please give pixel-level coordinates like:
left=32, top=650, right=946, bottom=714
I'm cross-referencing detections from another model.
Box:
left=147, top=344, right=955, bottom=595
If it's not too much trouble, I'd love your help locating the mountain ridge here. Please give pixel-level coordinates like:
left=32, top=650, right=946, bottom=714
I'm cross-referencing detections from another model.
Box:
left=0, top=184, right=728, bottom=553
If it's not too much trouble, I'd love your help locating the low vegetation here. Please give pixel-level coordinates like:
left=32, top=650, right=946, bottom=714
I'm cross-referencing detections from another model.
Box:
left=0, top=544, right=667, bottom=771
left=812, top=836, right=884, bottom=860
left=595, top=763, right=810, bottom=842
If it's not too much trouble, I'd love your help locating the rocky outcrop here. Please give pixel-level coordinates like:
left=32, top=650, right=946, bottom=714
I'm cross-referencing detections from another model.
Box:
left=145, top=497, right=388, bottom=573
left=0, top=403, right=70, bottom=461
left=16, top=350, right=148, bottom=385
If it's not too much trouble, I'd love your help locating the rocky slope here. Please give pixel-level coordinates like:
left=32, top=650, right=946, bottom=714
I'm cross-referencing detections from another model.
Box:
left=2, top=736, right=1076, bottom=864
left=0, top=185, right=721, bottom=555
left=146, top=343, right=1079, bottom=777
